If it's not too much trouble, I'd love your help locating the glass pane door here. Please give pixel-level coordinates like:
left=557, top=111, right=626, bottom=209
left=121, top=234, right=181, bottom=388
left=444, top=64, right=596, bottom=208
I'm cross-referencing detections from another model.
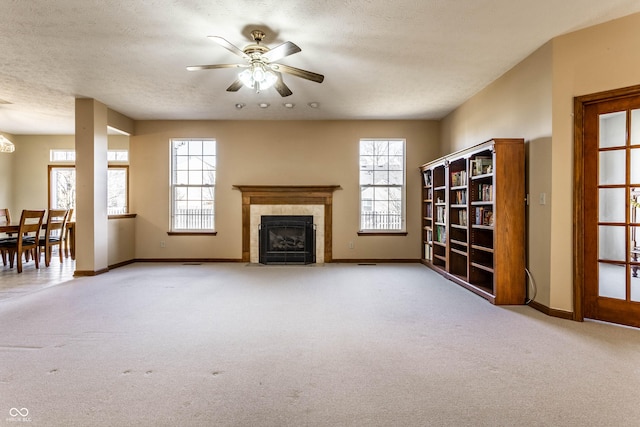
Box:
left=598, top=109, right=640, bottom=302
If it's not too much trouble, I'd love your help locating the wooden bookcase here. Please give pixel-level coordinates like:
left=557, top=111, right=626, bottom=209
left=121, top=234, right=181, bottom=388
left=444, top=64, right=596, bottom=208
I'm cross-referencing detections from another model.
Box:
left=419, top=138, right=526, bottom=305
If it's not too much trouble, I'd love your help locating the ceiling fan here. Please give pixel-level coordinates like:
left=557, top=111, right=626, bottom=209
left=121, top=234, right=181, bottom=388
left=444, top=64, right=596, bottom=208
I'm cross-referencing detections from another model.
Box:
left=187, top=30, right=324, bottom=97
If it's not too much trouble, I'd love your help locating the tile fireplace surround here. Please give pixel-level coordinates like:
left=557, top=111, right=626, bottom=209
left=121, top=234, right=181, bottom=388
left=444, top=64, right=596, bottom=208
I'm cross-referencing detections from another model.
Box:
left=233, top=185, right=341, bottom=263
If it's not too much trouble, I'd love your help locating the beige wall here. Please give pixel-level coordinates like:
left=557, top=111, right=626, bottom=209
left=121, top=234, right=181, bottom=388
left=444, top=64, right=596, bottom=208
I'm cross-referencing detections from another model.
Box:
left=440, top=42, right=553, bottom=155
left=9, top=134, right=128, bottom=211
left=440, top=42, right=554, bottom=307
left=131, top=120, right=439, bottom=260
left=0, top=132, right=15, bottom=211
left=108, top=217, right=136, bottom=265
left=7, top=134, right=132, bottom=267
left=440, top=11, right=640, bottom=312
left=549, top=12, right=640, bottom=310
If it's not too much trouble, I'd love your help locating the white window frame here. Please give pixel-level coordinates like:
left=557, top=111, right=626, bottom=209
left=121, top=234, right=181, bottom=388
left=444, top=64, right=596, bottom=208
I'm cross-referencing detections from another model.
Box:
left=359, top=138, right=406, bottom=232
left=50, top=149, right=128, bottom=163
left=170, top=138, right=216, bottom=233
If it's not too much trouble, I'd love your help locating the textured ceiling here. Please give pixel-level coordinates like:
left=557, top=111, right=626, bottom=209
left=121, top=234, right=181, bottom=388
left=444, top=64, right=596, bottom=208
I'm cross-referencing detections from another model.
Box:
left=1, top=0, right=640, bottom=135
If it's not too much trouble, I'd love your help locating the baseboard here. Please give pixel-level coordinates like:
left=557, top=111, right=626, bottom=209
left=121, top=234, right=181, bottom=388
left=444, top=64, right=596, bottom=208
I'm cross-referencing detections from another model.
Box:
left=133, top=258, right=244, bottom=263
left=108, top=259, right=137, bottom=270
left=528, top=300, right=574, bottom=320
left=73, top=267, right=109, bottom=277
left=330, top=259, right=421, bottom=264
left=103, top=258, right=419, bottom=267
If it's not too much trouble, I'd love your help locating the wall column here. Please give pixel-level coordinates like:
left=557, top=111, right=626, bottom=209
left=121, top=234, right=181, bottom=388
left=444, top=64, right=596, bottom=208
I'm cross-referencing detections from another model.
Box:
left=74, top=98, right=109, bottom=275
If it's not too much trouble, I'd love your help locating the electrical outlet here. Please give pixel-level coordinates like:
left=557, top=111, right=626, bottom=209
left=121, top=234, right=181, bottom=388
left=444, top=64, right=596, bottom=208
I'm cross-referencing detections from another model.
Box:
left=160, top=240, right=166, bottom=248
left=348, top=241, right=354, bottom=249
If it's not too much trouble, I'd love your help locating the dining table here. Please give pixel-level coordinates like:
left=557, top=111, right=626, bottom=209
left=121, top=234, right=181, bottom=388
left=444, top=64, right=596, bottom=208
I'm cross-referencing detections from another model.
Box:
left=0, top=221, right=75, bottom=260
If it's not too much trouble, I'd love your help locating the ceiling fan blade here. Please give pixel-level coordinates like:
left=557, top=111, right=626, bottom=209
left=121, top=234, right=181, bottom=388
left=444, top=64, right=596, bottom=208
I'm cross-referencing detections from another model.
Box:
left=270, top=64, right=324, bottom=83
left=186, top=64, right=247, bottom=71
left=274, top=74, right=293, bottom=97
left=208, top=36, right=249, bottom=59
left=226, top=79, right=244, bottom=92
left=262, top=41, right=301, bottom=62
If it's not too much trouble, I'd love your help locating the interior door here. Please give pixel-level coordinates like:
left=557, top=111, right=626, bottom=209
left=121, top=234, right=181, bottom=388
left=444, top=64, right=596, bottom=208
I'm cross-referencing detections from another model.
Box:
left=583, top=96, right=640, bottom=328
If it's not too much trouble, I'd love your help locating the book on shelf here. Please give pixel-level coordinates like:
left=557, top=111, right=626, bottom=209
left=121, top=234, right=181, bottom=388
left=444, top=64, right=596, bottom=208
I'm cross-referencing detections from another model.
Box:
left=478, top=184, right=493, bottom=201
left=424, top=243, right=432, bottom=260
left=436, top=206, right=446, bottom=223
left=436, top=226, right=447, bottom=243
left=474, top=207, right=493, bottom=226
left=483, top=209, right=494, bottom=226
left=422, top=171, right=432, bottom=186
left=451, top=170, right=467, bottom=187
left=458, top=210, right=467, bottom=226
left=454, top=190, right=466, bottom=204
left=472, top=156, right=493, bottom=176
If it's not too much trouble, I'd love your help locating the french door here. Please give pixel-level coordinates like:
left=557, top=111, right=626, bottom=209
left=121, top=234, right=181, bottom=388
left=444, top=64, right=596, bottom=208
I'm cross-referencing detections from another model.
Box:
left=578, top=88, right=640, bottom=328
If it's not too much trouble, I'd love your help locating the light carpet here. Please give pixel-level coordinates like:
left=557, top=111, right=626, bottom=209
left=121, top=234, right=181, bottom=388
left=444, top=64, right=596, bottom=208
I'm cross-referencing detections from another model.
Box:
left=1, top=263, right=639, bottom=426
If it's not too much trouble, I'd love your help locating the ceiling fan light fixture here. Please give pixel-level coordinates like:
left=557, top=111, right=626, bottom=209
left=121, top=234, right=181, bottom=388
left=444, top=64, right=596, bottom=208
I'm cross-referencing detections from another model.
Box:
left=239, top=62, right=278, bottom=93
left=308, top=102, right=320, bottom=108
left=189, top=31, right=323, bottom=97
left=0, top=135, right=15, bottom=153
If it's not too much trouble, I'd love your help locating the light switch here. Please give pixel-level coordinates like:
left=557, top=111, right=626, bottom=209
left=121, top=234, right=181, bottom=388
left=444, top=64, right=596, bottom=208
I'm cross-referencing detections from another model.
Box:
left=539, top=193, right=547, bottom=205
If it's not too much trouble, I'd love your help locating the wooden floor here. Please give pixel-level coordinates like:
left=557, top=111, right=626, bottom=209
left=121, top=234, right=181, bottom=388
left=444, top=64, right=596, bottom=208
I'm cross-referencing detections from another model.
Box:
left=0, top=251, right=75, bottom=301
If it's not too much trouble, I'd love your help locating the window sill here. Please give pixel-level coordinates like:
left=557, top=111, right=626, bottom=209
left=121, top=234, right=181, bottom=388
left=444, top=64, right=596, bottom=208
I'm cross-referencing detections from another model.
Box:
left=108, top=213, right=137, bottom=219
left=357, top=231, right=408, bottom=236
left=167, top=231, right=217, bottom=236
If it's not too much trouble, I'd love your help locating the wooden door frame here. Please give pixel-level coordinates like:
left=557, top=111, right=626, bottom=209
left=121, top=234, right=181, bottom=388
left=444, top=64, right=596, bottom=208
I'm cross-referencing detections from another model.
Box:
left=574, top=83, right=640, bottom=322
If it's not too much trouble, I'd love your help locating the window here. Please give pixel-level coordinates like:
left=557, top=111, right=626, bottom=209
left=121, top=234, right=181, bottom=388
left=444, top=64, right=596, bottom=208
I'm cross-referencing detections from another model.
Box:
left=50, top=149, right=76, bottom=162
left=49, top=148, right=130, bottom=216
left=359, top=139, right=405, bottom=232
left=49, top=166, right=129, bottom=215
left=50, top=149, right=128, bottom=162
left=107, top=150, right=129, bottom=162
left=170, top=139, right=216, bottom=232
left=50, top=167, right=76, bottom=211
left=107, top=167, right=128, bottom=214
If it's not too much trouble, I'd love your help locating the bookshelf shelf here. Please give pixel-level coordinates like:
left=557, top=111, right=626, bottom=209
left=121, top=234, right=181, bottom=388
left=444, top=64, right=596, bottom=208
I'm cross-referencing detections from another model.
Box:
left=419, top=138, right=525, bottom=305
left=471, top=244, right=494, bottom=253
left=471, top=262, right=494, bottom=274
left=451, top=248, right=468, bottom=257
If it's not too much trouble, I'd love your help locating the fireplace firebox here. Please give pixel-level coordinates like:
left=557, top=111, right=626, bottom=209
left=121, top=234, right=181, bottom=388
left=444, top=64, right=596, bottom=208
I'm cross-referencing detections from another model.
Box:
left=259, top=215, right=315, bottom=264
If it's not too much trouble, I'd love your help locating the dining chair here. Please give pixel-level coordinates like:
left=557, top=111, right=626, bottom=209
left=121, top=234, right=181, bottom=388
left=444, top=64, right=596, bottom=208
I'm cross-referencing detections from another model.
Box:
left=0, top=209, right=45, bottom=273
left=63, top=207, right=74, bottom=259
left=0, top=208, right=11, bottom=265
left=38, top=209, right=69, bottom=267
left=0, top=208, right=10, bottom=226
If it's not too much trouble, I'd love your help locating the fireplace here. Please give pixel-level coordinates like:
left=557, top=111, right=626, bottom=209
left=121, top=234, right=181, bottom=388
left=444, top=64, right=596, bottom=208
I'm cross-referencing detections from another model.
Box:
left=233, top=185, right=340, bottom=263
left=259, top=215, right=316, bottom=264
